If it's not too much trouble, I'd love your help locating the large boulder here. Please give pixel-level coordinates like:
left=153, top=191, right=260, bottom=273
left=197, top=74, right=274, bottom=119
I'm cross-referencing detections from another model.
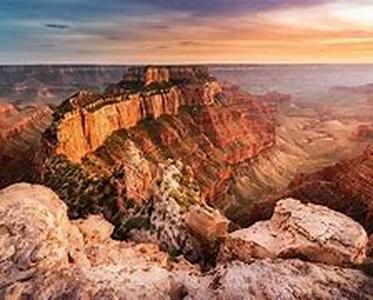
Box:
left=0, top=184, right=189, bottom=299
left=220, top=198, right=368, bottom=266
left=0, top=183, right=87, bottom=282
left=185, top=206, right=229, bottom=241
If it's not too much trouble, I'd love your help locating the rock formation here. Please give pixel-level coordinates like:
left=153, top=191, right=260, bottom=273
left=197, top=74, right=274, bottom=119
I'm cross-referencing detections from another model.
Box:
left=208, top=259, right=373, bottom=300
left=117, top=160, right=229, bottom=264
left=0, top=103, right=52, bottom=188
left=220, top=198, right=368, bottom=266
left=39, top=66, right=278, bottom=225
left=1, top=183, right=372, bottom=299
left=285, top=147, right=373, bottom=234
left=351, top=124, right=373, bottom=140
left=0, top=183, right=192, bottom=299
left=43, top=67, right=224, bottom=163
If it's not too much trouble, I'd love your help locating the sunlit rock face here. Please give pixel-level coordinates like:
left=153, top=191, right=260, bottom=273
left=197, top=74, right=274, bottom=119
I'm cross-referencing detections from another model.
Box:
left=1, top=183, right=372, bottom=299
left=44, top=66, right=223, bottom=164
left=220, top=198, right=368, bottom=266
left=39, top=66, right=279, bottom=220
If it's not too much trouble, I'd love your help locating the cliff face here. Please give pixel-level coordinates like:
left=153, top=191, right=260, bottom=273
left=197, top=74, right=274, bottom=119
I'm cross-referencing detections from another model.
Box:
left=285, top=147, right=373, bottom=233
left=40, top=66, right=277, bottom=209
left=46, top=79, right=222, bottom=163
left=0, top=103, right=52, bottom=188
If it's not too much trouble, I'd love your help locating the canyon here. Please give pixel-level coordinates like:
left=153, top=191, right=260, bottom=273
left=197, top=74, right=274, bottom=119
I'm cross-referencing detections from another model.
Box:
left=0, top=103, right=52, bottom=188
left=220, top=83, right=373, bottom=226
left=285, top=147, right=373, bottom=234
left=0, top=65, right=123, bottom=106
left=0, top=65, right=372, bottom=299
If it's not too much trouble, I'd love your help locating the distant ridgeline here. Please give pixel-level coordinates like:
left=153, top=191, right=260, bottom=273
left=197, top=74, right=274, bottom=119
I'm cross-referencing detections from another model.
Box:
left=43, top=66, right=223, bottom=163
left=0, top=65, right=125, bottom=105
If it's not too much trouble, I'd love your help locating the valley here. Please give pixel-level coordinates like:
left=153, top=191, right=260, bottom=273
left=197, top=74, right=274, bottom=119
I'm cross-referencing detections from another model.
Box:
left=0, top=65, right=372, bottom=298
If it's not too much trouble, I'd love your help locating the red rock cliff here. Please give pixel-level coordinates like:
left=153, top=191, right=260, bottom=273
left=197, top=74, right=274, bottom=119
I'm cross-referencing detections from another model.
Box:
left=0, top=103, right=52, bottom=187
left=40, top=66, right=278, bottom=209
left=46, top=72, right=222, bottom=163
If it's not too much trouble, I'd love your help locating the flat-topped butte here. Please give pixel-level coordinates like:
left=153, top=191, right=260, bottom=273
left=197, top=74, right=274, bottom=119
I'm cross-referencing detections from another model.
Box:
left=53, top=65, right=217, bottom=120
left=43, top=66, right=223, bottom=162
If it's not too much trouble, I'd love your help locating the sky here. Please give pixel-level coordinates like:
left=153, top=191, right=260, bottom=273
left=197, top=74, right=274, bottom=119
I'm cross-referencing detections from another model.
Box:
left=1, top=0, right=373, bottom=64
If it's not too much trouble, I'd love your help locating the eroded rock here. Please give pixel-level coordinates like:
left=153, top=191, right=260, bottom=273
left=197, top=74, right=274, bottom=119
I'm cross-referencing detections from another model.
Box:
left=211, top=260, right=373, bottom=300
left=0, top=103, right=52, bottom=188
left=1, top=183, right=372, bottom=300
left=0, top=183, right=192, bottom=299
left=220, top=198, right=368, bottom=266
left=128, top=161, right=229, bottom=263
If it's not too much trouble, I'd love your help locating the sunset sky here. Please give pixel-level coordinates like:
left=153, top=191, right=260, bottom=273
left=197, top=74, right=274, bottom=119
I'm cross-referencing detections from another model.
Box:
left=1, top=0, right=373, bottom=64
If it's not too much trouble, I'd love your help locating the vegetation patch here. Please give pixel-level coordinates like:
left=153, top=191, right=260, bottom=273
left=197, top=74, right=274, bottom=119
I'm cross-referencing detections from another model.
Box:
left=40, top=155, right=119, bottom=220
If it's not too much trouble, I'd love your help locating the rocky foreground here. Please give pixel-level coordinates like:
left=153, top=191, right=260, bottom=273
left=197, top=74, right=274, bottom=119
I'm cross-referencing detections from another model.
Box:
left=0, top=183, right=372, bottom=299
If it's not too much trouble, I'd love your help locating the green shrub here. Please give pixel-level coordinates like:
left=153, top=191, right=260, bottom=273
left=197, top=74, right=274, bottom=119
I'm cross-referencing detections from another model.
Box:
left=356, top=258, right=373, bottom=277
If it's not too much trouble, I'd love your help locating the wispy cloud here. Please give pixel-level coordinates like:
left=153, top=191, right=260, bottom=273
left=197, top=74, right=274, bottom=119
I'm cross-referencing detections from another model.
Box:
left=43, top=23, right=70, bottom=30
left=180, top=41, right=203, bottom=47
left=0, top=0, right=373, bottom=63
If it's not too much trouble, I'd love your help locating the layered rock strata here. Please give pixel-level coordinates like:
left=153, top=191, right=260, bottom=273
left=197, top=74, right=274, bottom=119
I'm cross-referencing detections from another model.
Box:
left=0, top=103, right=52, bottom=188
left=40, top=66, right=277, bottom=213
left=44, top=67, right=223, bottom=163
left=285, top=147, right=373, bottom=234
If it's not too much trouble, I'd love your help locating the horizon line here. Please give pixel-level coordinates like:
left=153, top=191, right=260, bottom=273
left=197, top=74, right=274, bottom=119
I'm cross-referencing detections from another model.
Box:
left=2, top=62, right=373, bottom=67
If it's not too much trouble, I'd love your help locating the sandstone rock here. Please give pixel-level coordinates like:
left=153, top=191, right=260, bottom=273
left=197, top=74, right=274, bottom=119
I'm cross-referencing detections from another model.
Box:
left=210, top=259, right=373, bottom=300
left=185, top=206, right=229, bottom=241
left=73, top=214, right=173, bottom=269
left=43, top=67, right=224, bottom=164
left=1, top=183, right=372, bottom=299
left=0, top=183, right=87, bottom=283
left=220, top=198, right=368, bottom=266
left=73, top=214, right=114, bottom=243
left=0, top=183, right=189, bottom=299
